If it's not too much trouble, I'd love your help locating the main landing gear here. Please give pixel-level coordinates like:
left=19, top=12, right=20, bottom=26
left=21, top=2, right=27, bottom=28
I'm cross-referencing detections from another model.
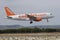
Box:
left=30, top=21, right=33, bottom=24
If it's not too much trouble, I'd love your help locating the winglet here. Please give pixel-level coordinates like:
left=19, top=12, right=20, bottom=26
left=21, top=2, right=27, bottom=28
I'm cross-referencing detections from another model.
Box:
left=4, top=7, right=15, bottom=17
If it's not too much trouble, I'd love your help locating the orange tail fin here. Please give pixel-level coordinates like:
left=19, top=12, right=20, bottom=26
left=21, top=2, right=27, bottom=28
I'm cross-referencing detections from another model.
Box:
left=4, top=7, right=15, bottom=16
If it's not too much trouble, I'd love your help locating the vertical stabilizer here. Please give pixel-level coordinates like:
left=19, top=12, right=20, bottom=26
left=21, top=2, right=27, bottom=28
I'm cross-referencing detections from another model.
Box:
left=4, top=7, right=15, bottom=16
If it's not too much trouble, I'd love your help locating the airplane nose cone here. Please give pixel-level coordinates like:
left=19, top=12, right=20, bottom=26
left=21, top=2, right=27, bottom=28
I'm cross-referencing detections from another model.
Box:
left=50, top=15, right=54, bottom=18
left=49, top=13, right=54, bottom=18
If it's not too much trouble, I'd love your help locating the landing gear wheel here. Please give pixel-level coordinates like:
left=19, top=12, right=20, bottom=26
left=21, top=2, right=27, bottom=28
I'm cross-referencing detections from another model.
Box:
left=30, top=21, right=33, bottom=24
left=47, top=19, right=49, bottom=22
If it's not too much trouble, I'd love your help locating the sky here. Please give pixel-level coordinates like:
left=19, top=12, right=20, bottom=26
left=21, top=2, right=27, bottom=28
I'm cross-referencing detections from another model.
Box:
left=0, top=0, right=60, bottom=26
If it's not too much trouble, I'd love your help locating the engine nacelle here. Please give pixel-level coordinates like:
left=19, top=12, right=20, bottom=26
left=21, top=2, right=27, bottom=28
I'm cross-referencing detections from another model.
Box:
left=34, top=17, right=42, bottom=22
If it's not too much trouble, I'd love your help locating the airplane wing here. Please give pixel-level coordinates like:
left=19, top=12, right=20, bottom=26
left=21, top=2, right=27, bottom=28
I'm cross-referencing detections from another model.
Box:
left=26, top=14, right=42, bottom=24
left=26, top=14, right=36, bottom=24
left=26, top=14, right=36, bottom=20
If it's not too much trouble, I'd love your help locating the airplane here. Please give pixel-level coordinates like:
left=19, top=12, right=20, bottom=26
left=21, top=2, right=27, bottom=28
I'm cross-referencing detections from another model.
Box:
left=4, top=7, right=54, bottom=24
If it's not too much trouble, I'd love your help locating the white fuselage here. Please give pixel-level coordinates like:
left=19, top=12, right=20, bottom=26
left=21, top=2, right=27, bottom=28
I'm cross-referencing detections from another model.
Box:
left=8, top=13, right=54, bottom=21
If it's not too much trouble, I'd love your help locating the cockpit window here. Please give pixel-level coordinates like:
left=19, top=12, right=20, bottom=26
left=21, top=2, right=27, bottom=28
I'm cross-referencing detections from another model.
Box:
left=50, top=13, right=52, bottom=15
